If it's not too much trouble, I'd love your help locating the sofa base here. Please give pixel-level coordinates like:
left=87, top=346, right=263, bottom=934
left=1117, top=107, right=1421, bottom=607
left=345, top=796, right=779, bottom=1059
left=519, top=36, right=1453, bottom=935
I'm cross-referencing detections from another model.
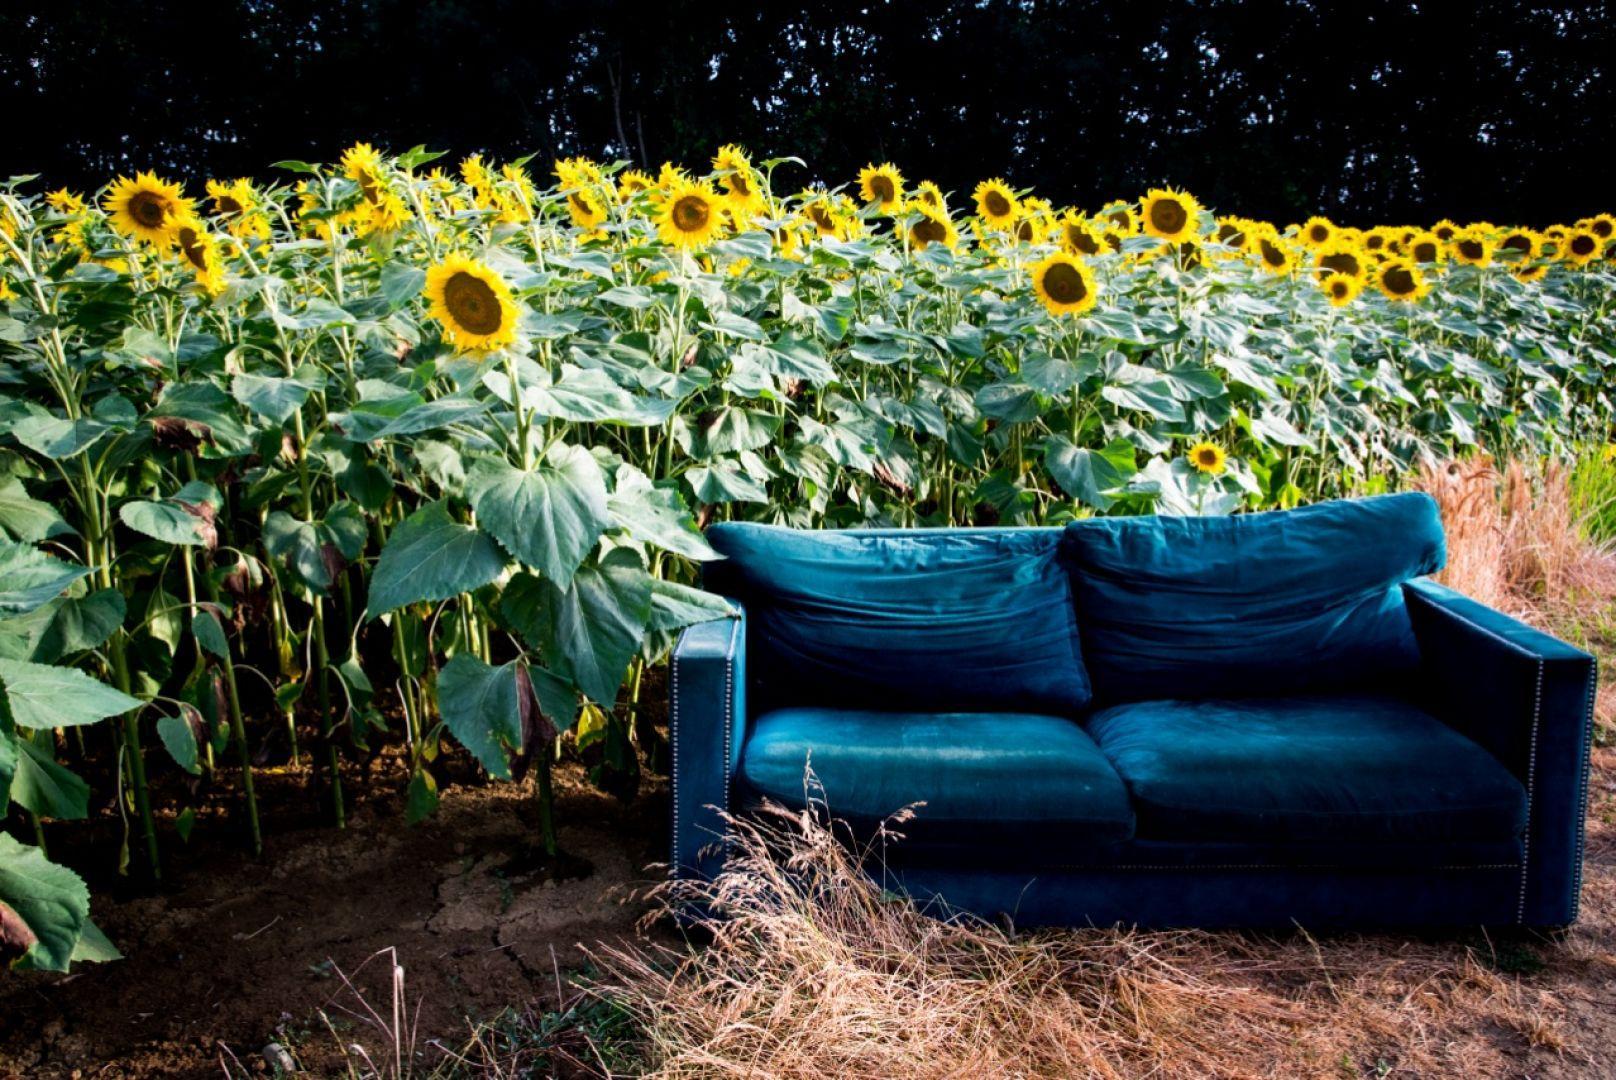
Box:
left=885, top=863, right=1551, bottom=931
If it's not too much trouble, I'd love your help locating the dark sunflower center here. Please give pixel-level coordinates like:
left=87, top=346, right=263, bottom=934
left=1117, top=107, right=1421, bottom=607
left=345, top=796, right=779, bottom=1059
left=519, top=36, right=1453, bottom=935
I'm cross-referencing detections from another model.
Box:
left=918, top=189, right=939, bottom=207
left=176, top=226, right=207, bottom=271
left=673, top=194, right=710, bottom=232
left=1319, top=252, right=1360, bottom=277
left=869, top=176, right=895, bottom=203
left=1413, top=241, right=1438, bottom=262
left=1197, top=448, right=1219, bottom=465
left=1365, top=234, right=1385, bottom=250
left=444, top=271, right=503, bottom=335
left=1042, top=262, right=1087, bottom=304
left=1330, top=280, right=1350, bottom=298
left=1383, top=266, right=1416, bottom=295
left=358, top=172, right=381, bottom=205
left=1592, top=219, right=1614, bottom=239
left=1106, top=210, right=1129, bottom=228
left=1016, top=219, right=1036, bottom=241
left=216, top=195, right=244, bottom=216
left=984, top=190, right=1011, bottom=218
left=1570, top=234, right=1596, bottom=256
left=807, top=205, right=834, bottom=232
left=1068, top=227, right=1100, bottom=255
left=1308, top=224, right=1329, bottom=244
left=1216, top=223, right=1244, bottom=247
left=1150, top=198, right=1188, bottom=234
left=729, top=171, right=752, bottom=197
left=129, top=190, right=168, bottom=229
left=569, top=192, right=594, bottom=217
left=1457, top=240, right=1484, bottom=260
left=1435, top=225, right=1455, bottom=241
left=1260, top=239, right=1286, bottom=267
left=911, top=218, right=946, bottom=246
left=1501, top=233, right=1533, bottom=255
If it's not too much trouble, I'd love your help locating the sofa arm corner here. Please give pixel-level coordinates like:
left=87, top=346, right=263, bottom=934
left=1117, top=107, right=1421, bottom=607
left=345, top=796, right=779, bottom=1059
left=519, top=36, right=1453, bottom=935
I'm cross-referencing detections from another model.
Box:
left=1403, top=577, right=1597, bottom=926
left=669, top=607, right=747, bottom=881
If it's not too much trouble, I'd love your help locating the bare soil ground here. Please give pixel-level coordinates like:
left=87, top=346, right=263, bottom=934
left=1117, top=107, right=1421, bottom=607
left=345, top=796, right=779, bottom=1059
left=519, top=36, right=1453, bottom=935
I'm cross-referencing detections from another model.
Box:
left=0, top=761, right=670, bottom=1078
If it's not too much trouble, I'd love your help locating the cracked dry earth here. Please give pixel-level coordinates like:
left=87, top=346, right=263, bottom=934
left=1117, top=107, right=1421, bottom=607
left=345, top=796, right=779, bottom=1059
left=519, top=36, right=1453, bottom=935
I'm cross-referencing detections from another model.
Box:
left=0, top=765, right=668, bottom=1078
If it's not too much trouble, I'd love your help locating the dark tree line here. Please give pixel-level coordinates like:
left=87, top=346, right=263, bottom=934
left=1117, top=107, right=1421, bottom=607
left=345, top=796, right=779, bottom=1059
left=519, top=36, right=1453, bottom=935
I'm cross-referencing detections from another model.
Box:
left=2, top=1, right=1612, bottom=225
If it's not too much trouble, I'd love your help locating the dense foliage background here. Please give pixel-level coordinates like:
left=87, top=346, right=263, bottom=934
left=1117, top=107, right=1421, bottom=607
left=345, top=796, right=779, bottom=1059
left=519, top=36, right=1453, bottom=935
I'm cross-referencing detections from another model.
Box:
left=4, top=1, right=1613, bottom=225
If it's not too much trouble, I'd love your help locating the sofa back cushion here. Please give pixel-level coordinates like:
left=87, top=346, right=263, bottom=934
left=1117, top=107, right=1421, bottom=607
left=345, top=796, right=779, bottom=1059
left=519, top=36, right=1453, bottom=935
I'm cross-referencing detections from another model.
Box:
left=1061, top=492, right=1446, bottom=702
left=704, top=525, right=1092, bottom=716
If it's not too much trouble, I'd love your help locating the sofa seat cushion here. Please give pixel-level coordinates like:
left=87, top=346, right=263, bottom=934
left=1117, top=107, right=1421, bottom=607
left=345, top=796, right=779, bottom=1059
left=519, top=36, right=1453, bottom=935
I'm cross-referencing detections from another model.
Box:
left=739, top=707, right=1134, bottom=845
left=1086, top=694, right=1527, bottom=844
left=704, top=524, right=1090, bottom=715
left=1061, top=492, right=1446, bottom=701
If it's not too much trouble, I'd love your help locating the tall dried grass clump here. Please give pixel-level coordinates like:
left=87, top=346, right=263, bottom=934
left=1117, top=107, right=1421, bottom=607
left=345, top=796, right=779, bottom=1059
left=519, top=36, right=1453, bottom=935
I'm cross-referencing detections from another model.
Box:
left=1417, top=454, right=1616, bottom=621
left=569, top=801, right=1571, bottom=1079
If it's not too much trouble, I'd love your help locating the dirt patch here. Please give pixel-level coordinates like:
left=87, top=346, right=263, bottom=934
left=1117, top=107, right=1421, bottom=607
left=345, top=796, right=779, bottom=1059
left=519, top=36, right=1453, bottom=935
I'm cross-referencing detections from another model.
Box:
left=0, top=762, right=668, bottom=1078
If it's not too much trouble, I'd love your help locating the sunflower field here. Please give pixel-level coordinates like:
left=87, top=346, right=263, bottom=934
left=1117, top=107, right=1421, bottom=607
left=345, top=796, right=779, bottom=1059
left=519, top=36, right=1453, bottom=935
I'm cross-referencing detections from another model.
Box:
left=1, top=144, right=1613, bottom=972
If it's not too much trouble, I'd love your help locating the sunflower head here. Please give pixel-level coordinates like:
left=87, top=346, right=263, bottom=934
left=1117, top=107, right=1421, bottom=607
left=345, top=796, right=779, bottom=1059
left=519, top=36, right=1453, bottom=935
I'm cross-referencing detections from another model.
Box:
left=1299, top=215, right=1336, bottom=248
left=340, top=143, right=388, bottom=205
left=912, top=181, right=946, bottom=213
left=1187, top=441, right=1227, bottom=475
left=103, top=171, right=190, bottom=244
left=1319, top=271, right=1361, bottom=307
left=1254, top=229, right=1298, bottom=275
left=714, top=144, right=765, bottom=216
left=1497, top=228, right=1542, bottom=262
left=1450, top=229, right=1494, bottom=267
left=973, top=179, right=1020, bottom=230
left=1430, top=219, right=1460, bottom=243
left=1406, top=231, right=1445, bottom=265
left=1375, top=257, right=1430, bottom=302
left=1589, top=213, right=1616, bottom=240
left=1312, top=238, right=1368, bottom=280
left=424, top=254, right=520, bottom=354
left=1214, top=216, right=1251, bottom=254
left=1563, top=228, right=1601, bottom=266
left=858, top=163, right=905, bottom=212
left=657, top=178, right=724, bottom=250
left=1140, top=188, right=1203, bottom=243
left=907, top=203, right=958, bottom=251
left=1060, top=213, right=1104, bottom=256
left=1013, top=198, right=1056, bottom=245
left=617, top=169, right=655, bottom=202
left=1360, top=228, right=1388, bottom=253
left=566, top=186, right=608, bottom=229
left=1029, top=252, right=1099, bottom=317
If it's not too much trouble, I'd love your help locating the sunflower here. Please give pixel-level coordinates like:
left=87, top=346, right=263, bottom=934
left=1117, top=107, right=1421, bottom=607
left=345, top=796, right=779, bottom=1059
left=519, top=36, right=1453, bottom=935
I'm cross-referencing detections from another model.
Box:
left=657, top=178, right=724, bottom=249
left=1360, top=227, right=1390, bottom=254
left=340, top=143, right=388, bottom=205
left=1140, top=188, right=1202, bottom=243
left=1014, top=197, right=1056, bottom=244
left=1060, top=212, right=1105, bottom=256
left=912, top=180, right=947, bottom=213
left=973, top=179, right=1020, bottom=230
left=1254, top=230, right=1299, bottom=275
left=714, top=144, right=766, bottom=218
left=1029, top=252, right=1099, bottom=316
left=617, top=169, right=654, bottom=203
left=1407, top=231, right=1445, bottom=264
left=1299, top=216, right=1335, bottom=247
left=1213, top=216, right=1251, bottom=254
left=858, top=163, right=904, bottom=212
left=1431, top=219, right=1461, bottom=243
left=907, top=203, right=958, bottom=251
left=1450, top=229, right=1494, bottom=267
left=1588, top=213, right=1616, bottom=240
left=1496, top=228, right=1541, bottom=264
left=799, top=189, right=842, bottom=237
left=104, top=171, right=189, bottom=244
left=424, top=254, right=520, bottom=353
left=566, top=186, right=608, bottom=229
left=1312, top=238, right=1368, bottom=280
left=169, top=217, right=228, bottom=296
left=1319, top=271, right=1361, bottom=307
left=1562, top=229, right=1601, bottom=267
left=1187, top=441, right=1227, bottom=475
left=1095, top=201, right=1138, bottom=235
left=1375, top=257, right=1430, bottom=302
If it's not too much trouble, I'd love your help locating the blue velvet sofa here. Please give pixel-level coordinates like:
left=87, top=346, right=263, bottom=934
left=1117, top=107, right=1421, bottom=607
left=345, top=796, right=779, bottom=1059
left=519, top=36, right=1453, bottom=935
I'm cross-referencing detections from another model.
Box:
left=669, top=493, right=1597, bottom=929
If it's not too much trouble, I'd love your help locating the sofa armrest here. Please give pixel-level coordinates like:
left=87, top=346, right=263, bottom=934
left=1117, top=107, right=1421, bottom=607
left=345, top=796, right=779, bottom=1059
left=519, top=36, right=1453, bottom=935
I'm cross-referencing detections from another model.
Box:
left=669, top=608, right=746, bottom=881
left=1404, top=578, right=1597, bottom=926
